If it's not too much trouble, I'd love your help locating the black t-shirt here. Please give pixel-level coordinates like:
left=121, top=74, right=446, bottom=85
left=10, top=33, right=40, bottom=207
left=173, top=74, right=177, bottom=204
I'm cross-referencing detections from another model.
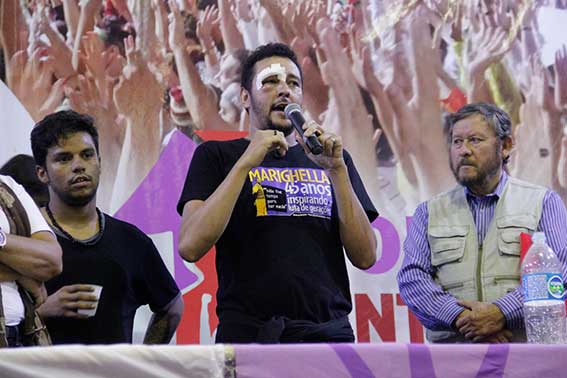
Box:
left=177, top=139, right=378, bottom=324
left=45, top=214, right=180, bottom=344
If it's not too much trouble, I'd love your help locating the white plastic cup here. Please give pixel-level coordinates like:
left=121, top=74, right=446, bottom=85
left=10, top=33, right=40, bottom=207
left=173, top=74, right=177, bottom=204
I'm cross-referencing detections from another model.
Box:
left=77, top=285, right=103, bottom=317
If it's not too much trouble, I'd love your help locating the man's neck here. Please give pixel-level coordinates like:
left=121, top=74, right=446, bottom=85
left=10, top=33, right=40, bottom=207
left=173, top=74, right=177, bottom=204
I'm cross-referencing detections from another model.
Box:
left=285, top=133, right=298, bottom=146
left=48, top=197, right=98, bottom=227
left=467, top=170, right=503, bottom=197
left=44, top=196, right=101, bottom=241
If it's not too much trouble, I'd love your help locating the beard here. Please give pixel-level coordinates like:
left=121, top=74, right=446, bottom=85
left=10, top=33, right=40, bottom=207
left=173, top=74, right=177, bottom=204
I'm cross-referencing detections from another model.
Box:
left=48, top=174, right=99, bottom=207
left=53, top=186, right=97, bottom=207
left=250, top=95, right=294, bottom=136
left=266, top=117, right=294, bottom=136
left=450, top=148, right=502, bottom=189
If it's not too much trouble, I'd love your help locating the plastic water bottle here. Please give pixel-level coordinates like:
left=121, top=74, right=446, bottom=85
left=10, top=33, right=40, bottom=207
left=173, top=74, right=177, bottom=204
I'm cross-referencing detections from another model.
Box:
left=521, top=232, right=566, bottom=344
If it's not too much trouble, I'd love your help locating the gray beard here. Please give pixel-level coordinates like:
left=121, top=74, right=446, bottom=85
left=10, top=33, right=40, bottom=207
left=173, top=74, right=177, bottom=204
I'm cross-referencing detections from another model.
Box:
left=450, top=158, right=502, bottom=192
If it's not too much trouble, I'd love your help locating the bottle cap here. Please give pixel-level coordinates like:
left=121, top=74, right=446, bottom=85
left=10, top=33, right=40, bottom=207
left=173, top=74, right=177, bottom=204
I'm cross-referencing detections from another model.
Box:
left=532, top=232, right=546, bottom=243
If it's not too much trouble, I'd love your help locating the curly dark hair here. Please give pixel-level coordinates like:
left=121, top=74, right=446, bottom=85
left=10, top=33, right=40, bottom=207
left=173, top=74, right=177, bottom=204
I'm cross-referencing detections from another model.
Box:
left=31, top=111, right=100, bottom=167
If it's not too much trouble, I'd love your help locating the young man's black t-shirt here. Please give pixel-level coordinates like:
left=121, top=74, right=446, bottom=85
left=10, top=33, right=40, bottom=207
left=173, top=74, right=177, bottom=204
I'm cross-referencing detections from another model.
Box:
left=177, top=139, right=378, bottom=340
left=45, top=215, right=180, bottom=344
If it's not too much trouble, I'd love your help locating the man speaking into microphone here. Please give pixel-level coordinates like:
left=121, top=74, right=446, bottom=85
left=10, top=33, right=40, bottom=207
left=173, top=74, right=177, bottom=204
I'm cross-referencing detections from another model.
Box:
left=177, top=43, right=378, bottom=343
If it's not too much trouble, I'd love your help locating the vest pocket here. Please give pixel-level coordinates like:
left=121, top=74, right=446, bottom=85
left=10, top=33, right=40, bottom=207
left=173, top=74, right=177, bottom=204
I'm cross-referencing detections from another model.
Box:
left=441, top=281, right=464, bottom=291
left=429, top=226, right=468, bottom=267
left=490, top=275, right=521, bottom=298
left=496, top=215, right=536, bottom=257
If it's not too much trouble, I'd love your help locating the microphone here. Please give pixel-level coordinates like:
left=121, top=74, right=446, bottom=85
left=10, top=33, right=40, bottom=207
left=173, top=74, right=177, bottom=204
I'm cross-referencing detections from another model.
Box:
left=284, top=103, right=323, bottom=155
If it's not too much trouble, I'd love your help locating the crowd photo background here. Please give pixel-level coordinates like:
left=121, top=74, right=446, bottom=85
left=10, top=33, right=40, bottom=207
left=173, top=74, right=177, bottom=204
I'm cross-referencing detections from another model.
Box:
left=1, top=0, right=566, bottom=343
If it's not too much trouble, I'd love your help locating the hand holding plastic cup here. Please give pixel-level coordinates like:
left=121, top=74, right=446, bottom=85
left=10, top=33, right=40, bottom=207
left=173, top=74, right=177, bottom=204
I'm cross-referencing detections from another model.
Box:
left=77, top=285, right=103, bottom=317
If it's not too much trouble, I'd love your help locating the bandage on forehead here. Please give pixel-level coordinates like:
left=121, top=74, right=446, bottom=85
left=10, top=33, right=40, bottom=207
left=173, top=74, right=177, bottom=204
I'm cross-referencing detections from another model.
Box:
left=255, top=63, right=287, bottom=90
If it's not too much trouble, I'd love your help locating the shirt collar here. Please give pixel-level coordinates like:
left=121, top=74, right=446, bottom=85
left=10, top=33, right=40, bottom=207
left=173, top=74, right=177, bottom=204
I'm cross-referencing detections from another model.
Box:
left=464, top=171, right=508, bottom=200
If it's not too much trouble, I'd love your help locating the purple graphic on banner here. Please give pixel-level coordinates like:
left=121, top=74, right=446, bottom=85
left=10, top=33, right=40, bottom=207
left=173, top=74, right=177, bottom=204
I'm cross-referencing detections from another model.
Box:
left=114, top=130, right=198, bottom=290
left=248, top=166, right=332, bottom=218
left=475, top=344, right=509, bottom=378
left=366, top=216, right=401, bottom=274
left=408, top=344, right=436, bottom=378
left=331, top=344, right=375, bottom=378
left=234, top=343, right=567, bottom=377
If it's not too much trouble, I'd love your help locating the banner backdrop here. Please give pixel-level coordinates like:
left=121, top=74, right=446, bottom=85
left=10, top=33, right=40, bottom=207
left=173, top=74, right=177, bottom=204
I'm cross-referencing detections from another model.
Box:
left=1, top=0, right=566, bottom=344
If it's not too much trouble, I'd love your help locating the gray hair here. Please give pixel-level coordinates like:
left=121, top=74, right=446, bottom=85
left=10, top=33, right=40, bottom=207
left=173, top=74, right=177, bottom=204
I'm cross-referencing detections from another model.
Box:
left=444, top=102, right=513, bottom=164
left=445, top=102, right=512, bottom=144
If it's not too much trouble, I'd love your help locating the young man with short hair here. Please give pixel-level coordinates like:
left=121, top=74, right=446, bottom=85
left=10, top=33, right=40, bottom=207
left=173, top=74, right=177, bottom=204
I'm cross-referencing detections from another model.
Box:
left=178, top=43, right=378, bottom=343
left=32, top=110, right=182, bottom=344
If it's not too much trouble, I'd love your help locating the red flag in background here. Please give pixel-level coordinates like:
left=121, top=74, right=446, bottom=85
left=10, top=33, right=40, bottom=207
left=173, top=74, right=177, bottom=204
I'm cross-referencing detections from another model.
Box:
left=195, top=130, right=248, bottom=141
left=441, top=88, right=468, bottom=113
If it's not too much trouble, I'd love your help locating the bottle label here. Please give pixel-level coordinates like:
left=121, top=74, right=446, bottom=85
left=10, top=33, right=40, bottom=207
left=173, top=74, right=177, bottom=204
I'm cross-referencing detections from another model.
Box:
left=522, top=273, right=565, bottom=302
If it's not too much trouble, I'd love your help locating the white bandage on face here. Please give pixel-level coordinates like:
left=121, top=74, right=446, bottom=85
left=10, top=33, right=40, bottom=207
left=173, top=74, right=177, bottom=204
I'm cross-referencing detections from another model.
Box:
left=255, top=63, right=287, bottom=91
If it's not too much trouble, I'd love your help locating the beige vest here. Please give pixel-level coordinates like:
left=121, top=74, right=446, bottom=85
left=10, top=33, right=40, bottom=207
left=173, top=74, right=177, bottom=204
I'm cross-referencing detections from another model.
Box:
left=426, top=177, right=547, bottom=343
